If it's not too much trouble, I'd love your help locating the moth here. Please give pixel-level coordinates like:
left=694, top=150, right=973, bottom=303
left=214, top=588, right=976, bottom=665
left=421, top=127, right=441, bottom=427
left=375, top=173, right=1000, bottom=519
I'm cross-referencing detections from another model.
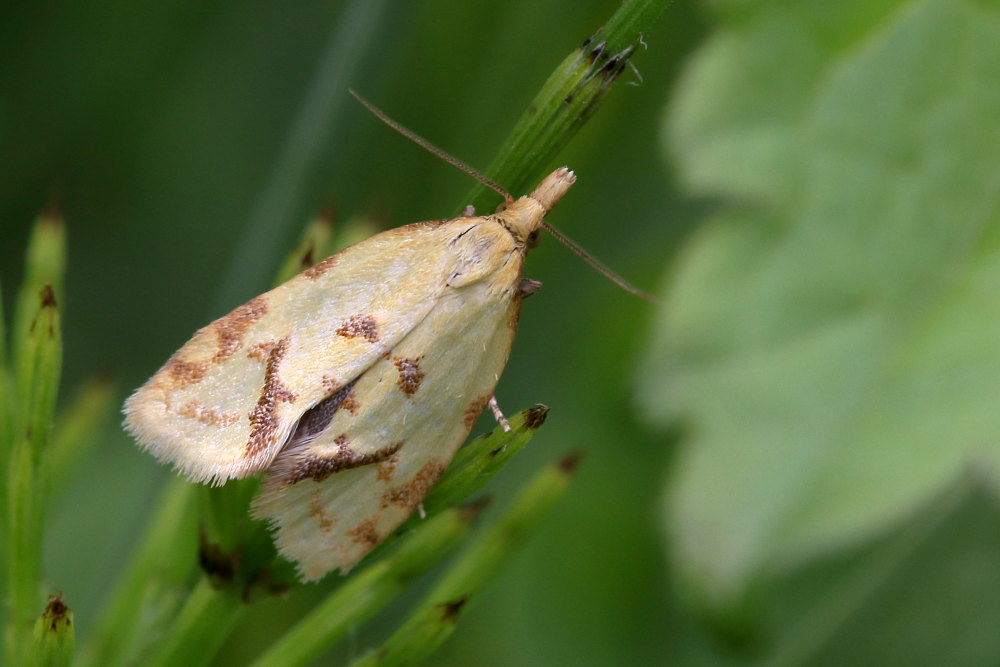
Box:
left=124, top=151, right=578, bottom=581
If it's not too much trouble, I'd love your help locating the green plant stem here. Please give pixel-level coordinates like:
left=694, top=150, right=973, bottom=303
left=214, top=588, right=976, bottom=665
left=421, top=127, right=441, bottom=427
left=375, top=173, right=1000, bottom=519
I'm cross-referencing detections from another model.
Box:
left=250, top=503, right=485, bottom=667
left=363, top=405, right=549, bottom=566
left=143, top=578, right=247, bottom=667
left=136, top=577, right=241, bottom=667
left=0, top=287, right=8, bottom=448
left=418, top=405, right=548, bottom=516
left=32, top=594, right=74, bottom=667
left=350, top=453, right=583, bottom=667
left=5, top=285, right=61, bottom=666
left=11, top=216, right=65, bottom=366
left=463, top=0, right=672, bottom=213
left=5, top=434, right=43, bottom=665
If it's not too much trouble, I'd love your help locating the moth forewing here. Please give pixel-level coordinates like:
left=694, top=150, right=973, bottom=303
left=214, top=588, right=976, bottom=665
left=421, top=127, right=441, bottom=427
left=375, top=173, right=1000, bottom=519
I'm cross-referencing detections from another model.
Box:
left=123, top=222, right=456, bottom=484
left=124, top=168, right=575, bottom=579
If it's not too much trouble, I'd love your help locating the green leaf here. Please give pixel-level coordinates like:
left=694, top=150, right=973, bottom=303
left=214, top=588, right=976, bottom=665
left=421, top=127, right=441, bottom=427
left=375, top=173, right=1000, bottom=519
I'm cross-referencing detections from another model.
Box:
left=770, top=476, right=1000, bottom=667
left=639, top=0, right=1000, bottom=617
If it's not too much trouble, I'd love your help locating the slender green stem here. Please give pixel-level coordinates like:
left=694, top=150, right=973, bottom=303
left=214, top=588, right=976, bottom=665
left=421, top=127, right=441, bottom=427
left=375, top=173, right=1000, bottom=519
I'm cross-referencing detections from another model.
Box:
left=363, top=405, right=549, bottom=566
left=144, top=578, right=247, bottom=667
left=419, top=405, right=548, bottom=516
left=11, top=216, right=65, bottom=366
left=5, top=283, right=62, bottom=666
left=32, top=594, right=74, bottom=667
left=349, top=454, right=583, bottom=667
left=463, top=0, right=673, bottom=213
left=250, top=504, right=484, bottom=667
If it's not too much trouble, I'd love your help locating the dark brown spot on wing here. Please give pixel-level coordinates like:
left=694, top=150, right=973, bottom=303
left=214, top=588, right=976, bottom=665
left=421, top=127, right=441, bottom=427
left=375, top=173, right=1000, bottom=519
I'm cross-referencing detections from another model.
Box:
left=393, top=356, right=425, bottom=395
left=245, top=337, right=297, bottom=459
left=302, top=254, right=338, bottom=279
left=286, top=440, right=404, bottom=484
left=346, top=516, right=381, bottom=546
left=381, top=459, right=446, bottom=509
left=463, top=395, right=490, bottom=428
left=166, top=356, right=210, bottom=386
left=336, top=315, right=379, bottom=343
left=213, top=296, right=268, bottom=362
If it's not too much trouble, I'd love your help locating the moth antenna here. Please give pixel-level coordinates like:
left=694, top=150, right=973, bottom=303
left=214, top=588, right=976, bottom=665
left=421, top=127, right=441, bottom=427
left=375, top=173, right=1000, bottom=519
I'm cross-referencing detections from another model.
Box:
left=349, top=89, right=513, bottom=203
left=541, top=221, right=659, bottom=303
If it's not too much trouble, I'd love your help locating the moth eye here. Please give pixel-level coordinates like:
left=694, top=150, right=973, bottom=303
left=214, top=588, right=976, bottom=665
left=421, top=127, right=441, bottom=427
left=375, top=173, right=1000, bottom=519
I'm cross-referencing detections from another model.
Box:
left=527, top=230, right=541, bottom=249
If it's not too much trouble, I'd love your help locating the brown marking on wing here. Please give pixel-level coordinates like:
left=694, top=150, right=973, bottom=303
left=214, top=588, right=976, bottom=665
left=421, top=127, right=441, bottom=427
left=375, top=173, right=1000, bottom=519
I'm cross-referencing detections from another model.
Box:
left=346, top=516, right=381, bottom=546
left=245, top=337, right=297, bottom=459
left=165, top=356, right=210, bottom=386
left=381, top=459, right=446, bottom=509
left=302, top=254, right=338, bottom=279
left=308, top=488, right=335, bottom=533
left=463, top=394, right=491, bottom=428
left=336, top=314, right=379, bottom=343
left=341, top=391, right=360, bottom=415
left=393, top=356, right=425, bottom=396
left=375, top=454, right=400, bottom=482
left=246, top=340, right=277, bottom=362
left=213, top=296, right=268, bottom=362
left=285, top=440, right=404, bottom=484
left=176, top=400, right=239, bottom=427
left=321, top=375, right=340, bottom=392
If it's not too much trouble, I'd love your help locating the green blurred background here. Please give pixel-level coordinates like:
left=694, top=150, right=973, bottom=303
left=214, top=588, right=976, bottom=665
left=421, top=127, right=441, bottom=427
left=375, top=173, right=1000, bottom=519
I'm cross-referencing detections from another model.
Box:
left=5, top=0, right=1000, bottom=664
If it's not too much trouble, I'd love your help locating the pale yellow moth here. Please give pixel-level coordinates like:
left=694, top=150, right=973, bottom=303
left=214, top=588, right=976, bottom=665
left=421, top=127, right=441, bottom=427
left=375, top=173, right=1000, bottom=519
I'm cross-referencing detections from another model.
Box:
left=124, top=150, right=576, bottom=579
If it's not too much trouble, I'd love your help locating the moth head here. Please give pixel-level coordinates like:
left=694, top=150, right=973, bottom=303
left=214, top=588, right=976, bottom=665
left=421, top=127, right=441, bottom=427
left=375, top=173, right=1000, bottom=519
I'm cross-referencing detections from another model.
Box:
left=502, top=167, right=577, bottom=243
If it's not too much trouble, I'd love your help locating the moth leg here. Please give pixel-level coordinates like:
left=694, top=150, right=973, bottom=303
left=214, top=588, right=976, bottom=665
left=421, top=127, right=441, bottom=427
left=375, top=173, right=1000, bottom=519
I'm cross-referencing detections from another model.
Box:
left=518, top=278, right=543, bottom=298
left=460, top=205, right=476, bottom=217
left=489, top=395, right=511, bottom=432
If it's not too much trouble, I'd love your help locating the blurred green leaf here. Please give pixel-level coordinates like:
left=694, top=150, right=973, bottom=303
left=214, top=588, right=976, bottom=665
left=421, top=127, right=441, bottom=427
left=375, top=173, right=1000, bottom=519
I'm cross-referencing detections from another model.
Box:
left=640, top=0, right=1000, bottom=618
left=770, top=475, right=1000, bottom=667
